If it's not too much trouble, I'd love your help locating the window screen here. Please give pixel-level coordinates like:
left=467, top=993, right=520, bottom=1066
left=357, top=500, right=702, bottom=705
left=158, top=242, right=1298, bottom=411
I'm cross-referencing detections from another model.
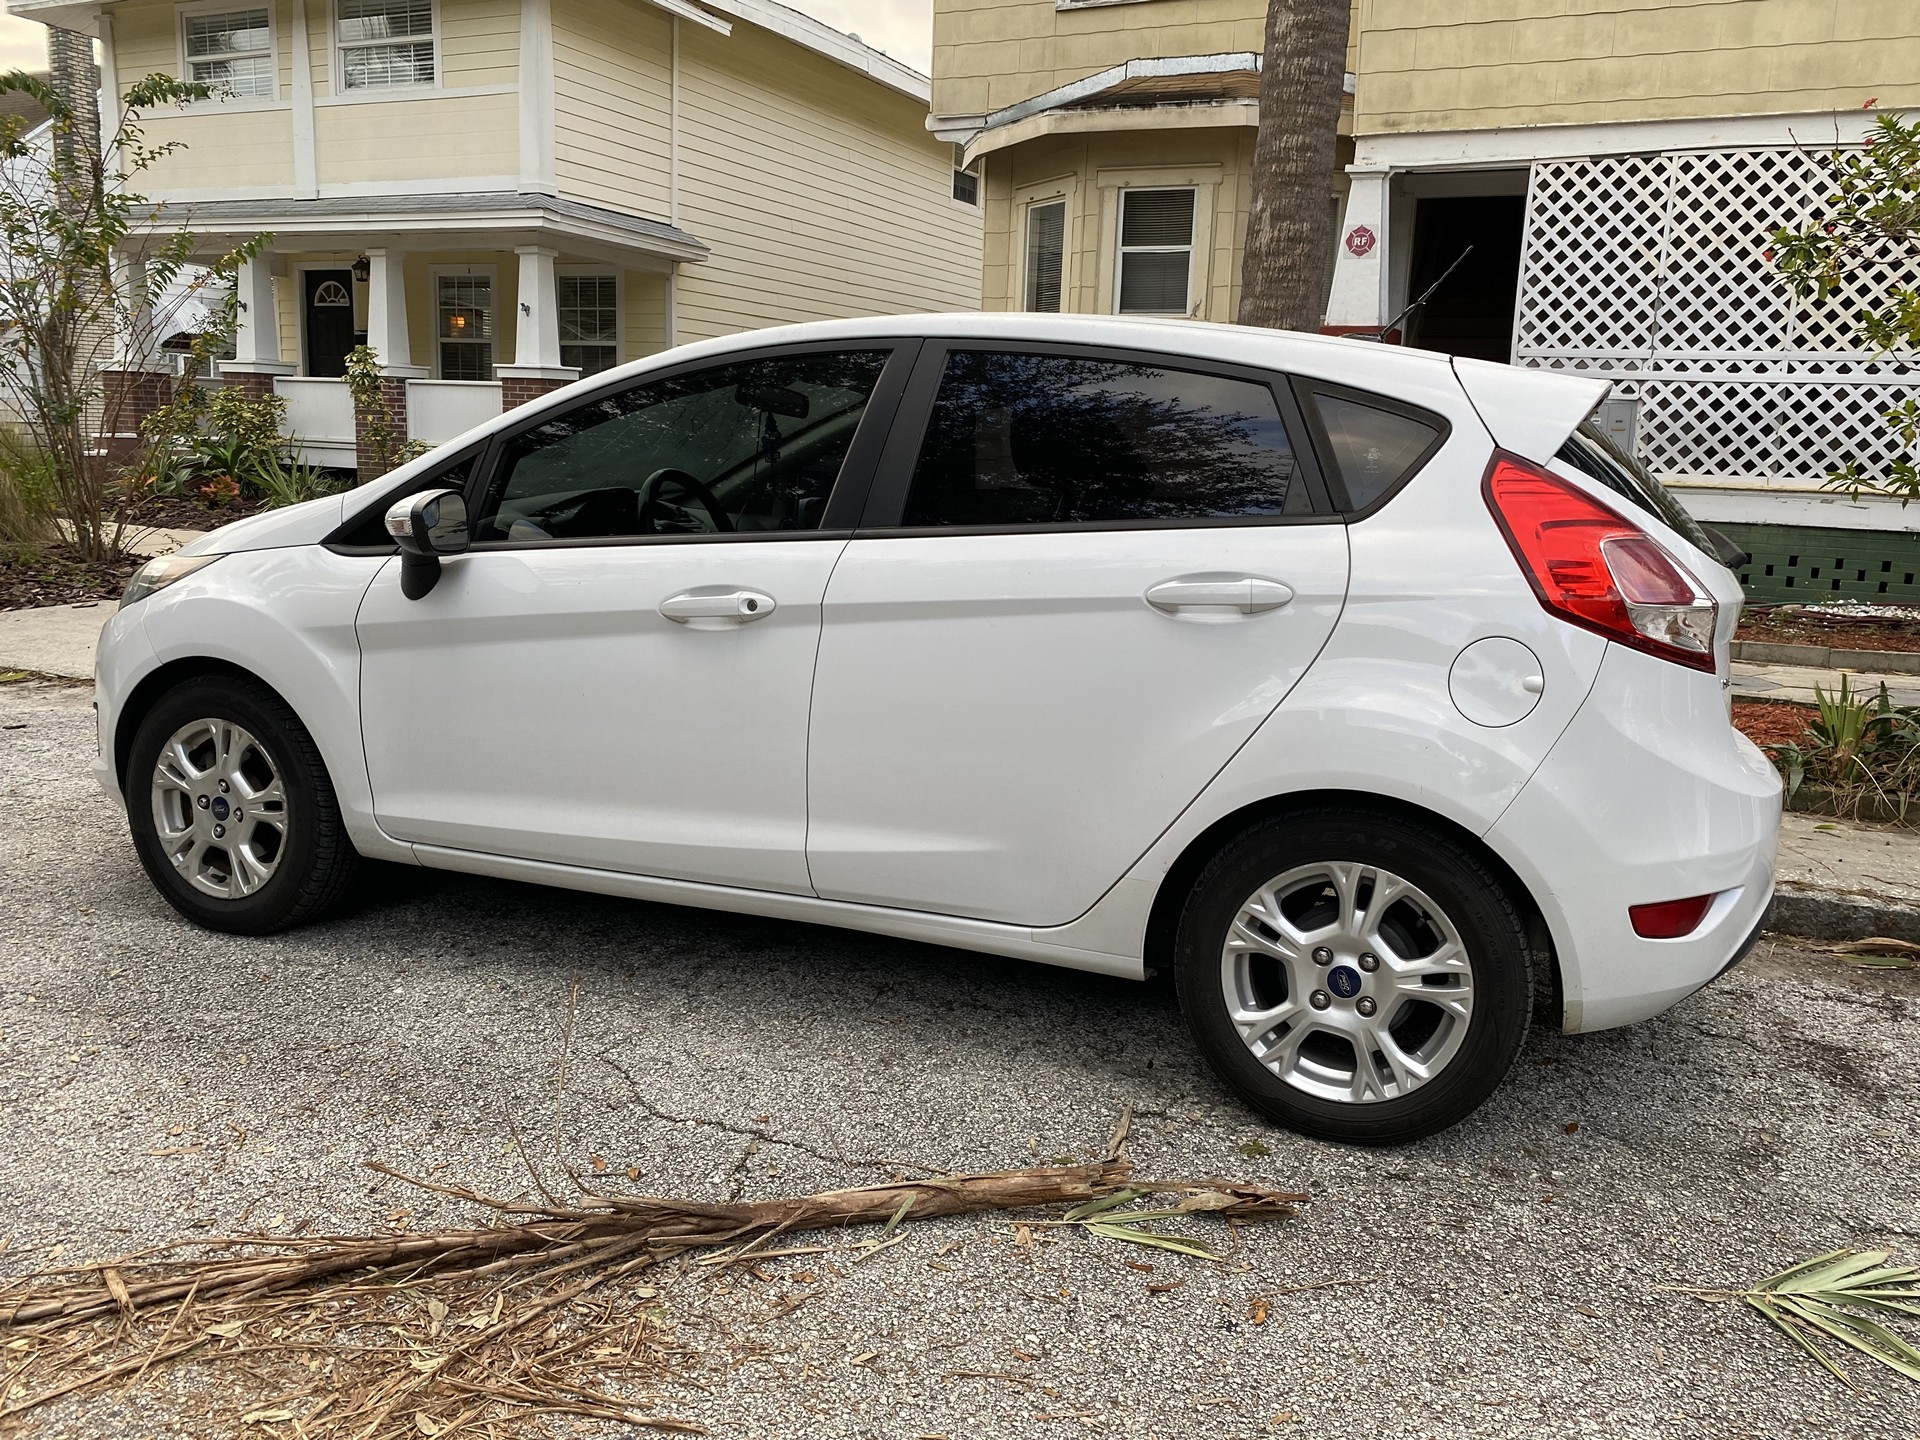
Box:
left=1025, top=201, right=1065, bottom=313
left=338, top=0, right=434, bottom=89
left=185, top=9, right=274, bottom=97
left=902, top=350, right=1305, bottom=528
left=436, top=274, right=492, bottom=381
left=1313, top=393, right=1441, bottom=510
left=1117, top=188, right=1194, bottom=314
left=558, top=274, right=618, bottom=376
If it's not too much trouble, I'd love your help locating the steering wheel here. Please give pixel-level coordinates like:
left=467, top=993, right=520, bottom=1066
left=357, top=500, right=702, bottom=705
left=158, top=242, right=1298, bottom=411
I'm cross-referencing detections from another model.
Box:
left=637, top=468, right=733, bottom=535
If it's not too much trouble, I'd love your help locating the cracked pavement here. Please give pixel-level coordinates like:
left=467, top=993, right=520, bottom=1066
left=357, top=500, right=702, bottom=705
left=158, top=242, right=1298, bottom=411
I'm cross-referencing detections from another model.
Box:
left=3, top=679, right=1919, bottom=1439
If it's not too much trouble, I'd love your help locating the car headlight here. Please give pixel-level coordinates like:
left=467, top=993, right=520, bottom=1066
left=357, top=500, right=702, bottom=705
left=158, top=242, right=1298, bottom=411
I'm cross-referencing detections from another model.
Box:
left=120, top=553, right=223, bottom=610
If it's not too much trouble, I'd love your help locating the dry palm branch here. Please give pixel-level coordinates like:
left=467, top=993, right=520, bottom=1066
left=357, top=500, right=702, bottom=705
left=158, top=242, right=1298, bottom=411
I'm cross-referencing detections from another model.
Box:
left=0, top=1119, right=1303, bottom=1437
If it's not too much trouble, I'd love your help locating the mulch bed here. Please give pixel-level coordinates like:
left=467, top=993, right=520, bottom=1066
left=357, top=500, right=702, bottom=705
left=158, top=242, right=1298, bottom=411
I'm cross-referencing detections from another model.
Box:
left=0, top=544, right=142, bottom=610
left=1732, top=699, right=1815, bottom=751
left=1737, top=606, right=1920, bottom=654
left=121, top=492, right=260, bottom=532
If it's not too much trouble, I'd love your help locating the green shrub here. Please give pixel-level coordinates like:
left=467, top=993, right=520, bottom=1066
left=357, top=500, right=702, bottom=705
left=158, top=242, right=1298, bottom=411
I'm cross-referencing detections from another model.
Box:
left=0, top=425, right=56, bottom=552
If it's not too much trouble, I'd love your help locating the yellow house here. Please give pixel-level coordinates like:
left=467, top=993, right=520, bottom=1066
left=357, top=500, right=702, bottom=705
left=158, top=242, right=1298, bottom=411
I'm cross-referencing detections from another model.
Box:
left=933, top=0, right=1350, bottom=325
left=935, top=0, right=1920, bottom=594
left=9, top=0, right=983, bottom=466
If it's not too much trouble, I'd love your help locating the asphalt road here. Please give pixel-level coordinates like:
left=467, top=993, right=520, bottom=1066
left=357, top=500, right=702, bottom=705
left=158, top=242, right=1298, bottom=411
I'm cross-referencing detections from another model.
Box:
left=3, top=679, right=1917, bottom=1439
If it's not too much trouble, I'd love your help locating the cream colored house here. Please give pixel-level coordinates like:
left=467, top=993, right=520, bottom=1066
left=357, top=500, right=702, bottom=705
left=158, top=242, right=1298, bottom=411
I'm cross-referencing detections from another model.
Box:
left=932, top=0, right=1349, bottom=325
left=934, top=0, right=1920, bottom=599
left=10, top=0, right=982, bottom=467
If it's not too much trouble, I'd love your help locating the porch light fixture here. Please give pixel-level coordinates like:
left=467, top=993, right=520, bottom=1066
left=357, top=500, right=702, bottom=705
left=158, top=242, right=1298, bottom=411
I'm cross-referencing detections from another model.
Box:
left=351, top=254, right=370, bottom=282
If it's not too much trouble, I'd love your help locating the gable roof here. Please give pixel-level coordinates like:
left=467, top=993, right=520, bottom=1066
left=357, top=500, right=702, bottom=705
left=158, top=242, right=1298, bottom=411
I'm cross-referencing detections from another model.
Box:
left=695, top=0, right=930, bottom=102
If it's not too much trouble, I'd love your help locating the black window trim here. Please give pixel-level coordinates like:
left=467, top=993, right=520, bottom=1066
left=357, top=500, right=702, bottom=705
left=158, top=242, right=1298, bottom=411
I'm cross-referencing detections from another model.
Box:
left=1289, top=377, right=1451, bottom=520
left=328, top=338, right=922, bottom=556
left=854, top=339, right=1341, bottom=537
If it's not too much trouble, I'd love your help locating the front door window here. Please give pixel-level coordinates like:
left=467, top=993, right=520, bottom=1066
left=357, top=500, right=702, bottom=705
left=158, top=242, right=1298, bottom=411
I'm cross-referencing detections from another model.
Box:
left=474, top=350, right=889, bottom=542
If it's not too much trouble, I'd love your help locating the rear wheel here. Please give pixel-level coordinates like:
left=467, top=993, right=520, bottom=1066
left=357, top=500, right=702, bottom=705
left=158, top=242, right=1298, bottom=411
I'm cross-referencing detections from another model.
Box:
left=127, top=676, right=362, bottom=934
left=1174, top=808, right=1533, bottom=1145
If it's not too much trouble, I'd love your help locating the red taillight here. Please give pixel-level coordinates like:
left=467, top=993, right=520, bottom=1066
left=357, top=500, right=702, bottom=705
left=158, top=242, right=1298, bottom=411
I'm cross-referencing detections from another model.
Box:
left=1629, top=894, right=1717, bottom=939
left=1483, top=452, right=1717, bottom=672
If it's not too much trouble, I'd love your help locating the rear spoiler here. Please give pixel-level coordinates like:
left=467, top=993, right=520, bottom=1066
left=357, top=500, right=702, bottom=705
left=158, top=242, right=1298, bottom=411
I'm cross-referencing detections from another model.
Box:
left=1451, top=356, right=1610, bottom=465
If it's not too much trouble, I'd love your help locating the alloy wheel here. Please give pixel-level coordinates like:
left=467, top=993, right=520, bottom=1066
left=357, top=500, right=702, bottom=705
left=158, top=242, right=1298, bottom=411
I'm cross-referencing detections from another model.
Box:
left=1219, top=861, right=1476, bottom=1104
left=149, top=717, right=290, bottom=900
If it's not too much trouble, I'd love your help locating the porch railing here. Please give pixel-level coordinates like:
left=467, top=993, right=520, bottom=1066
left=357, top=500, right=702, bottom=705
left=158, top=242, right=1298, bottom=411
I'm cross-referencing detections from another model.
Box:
left=409, top=380, right=505, bottom=447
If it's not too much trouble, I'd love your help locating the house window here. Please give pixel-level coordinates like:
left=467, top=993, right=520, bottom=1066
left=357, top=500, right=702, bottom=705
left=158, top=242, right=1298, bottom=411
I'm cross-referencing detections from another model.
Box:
left=1116, top=187, right=1195, bottom=315
left=1024, top=200, right=1065, bottom=313
left=436, top=273, right=493, bottom=380
left=183, top=8, right=274, bottom=98
left=558, top=274, right=618, bottom=376
left=337, top=0, right=435, bottom=90
left=951, top=145, right=978, bottom=205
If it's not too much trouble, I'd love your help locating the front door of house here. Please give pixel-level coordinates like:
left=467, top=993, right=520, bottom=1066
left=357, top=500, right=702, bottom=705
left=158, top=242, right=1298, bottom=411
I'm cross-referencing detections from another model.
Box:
left=302, top=269, right=356, bottom=377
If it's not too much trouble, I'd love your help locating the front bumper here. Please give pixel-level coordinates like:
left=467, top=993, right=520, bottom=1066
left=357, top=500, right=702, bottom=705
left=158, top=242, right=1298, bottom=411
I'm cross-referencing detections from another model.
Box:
left=91, top=604, right=155, bottom=811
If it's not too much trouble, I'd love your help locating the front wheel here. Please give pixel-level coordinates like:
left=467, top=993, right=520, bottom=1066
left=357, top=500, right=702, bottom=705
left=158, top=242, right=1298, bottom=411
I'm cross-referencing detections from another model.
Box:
left=1173, top=809, right=1534, bottom=1145
left=126, top=675, right=362, bottom=934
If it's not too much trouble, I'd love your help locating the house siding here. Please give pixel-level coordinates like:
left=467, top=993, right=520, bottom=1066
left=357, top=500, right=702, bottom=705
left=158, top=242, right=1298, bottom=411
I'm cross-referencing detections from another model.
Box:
left=313, top=92, right=519, bottom=185
left=931, top=0, right=1271, bottom=119
left=550, top=0, right=673, bottom=218
left=1355, top=0, right=1920, bottom=133
left=670, top=18, right=981, bottom=341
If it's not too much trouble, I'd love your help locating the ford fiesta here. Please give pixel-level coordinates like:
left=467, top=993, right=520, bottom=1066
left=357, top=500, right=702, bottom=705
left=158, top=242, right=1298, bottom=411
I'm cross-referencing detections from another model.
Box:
left=95, top=315, right=1781, bottom=1144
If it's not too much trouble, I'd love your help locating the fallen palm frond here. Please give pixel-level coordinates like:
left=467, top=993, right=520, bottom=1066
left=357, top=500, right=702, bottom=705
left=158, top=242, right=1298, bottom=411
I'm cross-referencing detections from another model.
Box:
left=1821, top=936, right=1920, bottom=969
left=0, top=1137, right=1303, bottom=1437
left=1674, top=1248, right=1920, bottom=1390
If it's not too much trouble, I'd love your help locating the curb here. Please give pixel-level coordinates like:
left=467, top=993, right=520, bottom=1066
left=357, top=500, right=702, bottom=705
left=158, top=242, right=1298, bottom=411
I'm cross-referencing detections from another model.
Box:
left=1732, top=639, right=1920, bottom=674
left=1768, top=884, right=1920, bottom=945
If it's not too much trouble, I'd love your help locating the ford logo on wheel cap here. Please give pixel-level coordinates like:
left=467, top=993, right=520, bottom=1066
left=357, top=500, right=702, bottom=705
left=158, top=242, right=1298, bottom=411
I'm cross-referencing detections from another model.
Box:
left=1327, top=966, right=1362, bottom=999
left=211, top=796, right=231, bottom=821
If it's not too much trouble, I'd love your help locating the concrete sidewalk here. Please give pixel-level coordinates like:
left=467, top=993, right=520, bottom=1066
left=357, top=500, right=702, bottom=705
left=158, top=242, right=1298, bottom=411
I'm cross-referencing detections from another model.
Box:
left=0, top=602, right=109, bottom=679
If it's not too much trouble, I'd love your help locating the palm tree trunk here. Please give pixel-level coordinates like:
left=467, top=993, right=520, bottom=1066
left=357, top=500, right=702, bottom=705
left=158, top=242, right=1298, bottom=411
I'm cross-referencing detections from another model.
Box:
left=1238, top=0, right=1350, bottom=331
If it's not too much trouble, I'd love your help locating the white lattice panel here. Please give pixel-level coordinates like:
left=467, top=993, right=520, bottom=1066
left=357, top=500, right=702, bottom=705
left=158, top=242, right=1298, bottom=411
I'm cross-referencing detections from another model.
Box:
left=1513, top=145, right=1915, bottom=487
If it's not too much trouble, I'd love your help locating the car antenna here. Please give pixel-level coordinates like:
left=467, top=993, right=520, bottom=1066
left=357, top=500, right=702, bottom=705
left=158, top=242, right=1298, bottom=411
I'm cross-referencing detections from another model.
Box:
left=1350, top=245, right=1473, bottom=344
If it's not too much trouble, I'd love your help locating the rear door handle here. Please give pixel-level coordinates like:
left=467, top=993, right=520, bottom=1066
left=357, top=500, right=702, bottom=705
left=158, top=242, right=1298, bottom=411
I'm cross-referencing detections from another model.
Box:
left=659, top=588, right=777, bottom=627
left=1145, top=576, right=1294, bottom=615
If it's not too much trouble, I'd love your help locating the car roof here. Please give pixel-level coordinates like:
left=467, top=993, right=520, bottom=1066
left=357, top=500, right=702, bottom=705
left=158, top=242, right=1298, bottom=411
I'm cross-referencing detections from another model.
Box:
left=653, top=311, right=1468, bottom=397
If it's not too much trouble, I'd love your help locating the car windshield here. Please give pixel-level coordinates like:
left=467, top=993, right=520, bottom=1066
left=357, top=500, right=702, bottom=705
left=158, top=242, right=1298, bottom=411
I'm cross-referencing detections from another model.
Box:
left=1556, top=419, right=1716, bottom=557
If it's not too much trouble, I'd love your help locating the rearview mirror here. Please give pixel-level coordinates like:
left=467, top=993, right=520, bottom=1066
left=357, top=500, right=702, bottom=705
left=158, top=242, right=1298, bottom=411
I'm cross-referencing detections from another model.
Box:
left=384, top=489, right=469, bottom=600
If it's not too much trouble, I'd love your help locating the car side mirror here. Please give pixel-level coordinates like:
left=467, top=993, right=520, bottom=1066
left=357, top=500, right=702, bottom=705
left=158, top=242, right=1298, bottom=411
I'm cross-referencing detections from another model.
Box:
left=384, top=489, right=469, bottom=600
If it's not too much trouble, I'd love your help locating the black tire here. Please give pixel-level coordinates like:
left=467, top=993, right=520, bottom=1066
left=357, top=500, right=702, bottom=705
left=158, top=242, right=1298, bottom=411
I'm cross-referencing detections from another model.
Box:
left=1173, top=807, right=1533, bottom=1145
left=126, top=675, right=363, bottom=935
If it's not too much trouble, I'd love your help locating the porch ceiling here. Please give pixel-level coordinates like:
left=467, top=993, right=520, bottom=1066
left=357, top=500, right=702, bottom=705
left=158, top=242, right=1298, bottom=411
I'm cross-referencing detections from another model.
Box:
left=149, top=192, right=708, bottom=270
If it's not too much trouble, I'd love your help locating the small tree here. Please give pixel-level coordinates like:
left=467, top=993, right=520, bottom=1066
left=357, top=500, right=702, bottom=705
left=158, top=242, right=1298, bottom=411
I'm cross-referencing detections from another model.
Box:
left=1770, top=112, right=1920, bottom=499
left=344, top=344, right=426, bottom=478
left=0, top=70, right=266, bottom=559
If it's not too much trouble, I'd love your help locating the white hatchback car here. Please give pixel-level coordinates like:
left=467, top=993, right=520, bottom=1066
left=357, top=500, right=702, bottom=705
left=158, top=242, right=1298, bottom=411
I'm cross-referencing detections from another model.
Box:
left=96, top=315, right=1781, bottom=1143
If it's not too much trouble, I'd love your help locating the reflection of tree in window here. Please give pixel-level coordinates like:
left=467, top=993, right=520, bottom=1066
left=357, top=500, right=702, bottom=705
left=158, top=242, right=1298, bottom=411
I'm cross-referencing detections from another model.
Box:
left=477, top=352, right=886, bottom=541
left=904, top=351, right=1303, bottom=526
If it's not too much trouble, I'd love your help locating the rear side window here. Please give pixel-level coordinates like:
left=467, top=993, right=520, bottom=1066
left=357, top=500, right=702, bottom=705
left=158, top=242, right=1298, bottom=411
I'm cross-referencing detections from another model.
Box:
left=901, top=349, right=1308, bottom=527
left=1308, top=389, right=1444, bottom=511
left=1557, top=421, right=1717, bottom=557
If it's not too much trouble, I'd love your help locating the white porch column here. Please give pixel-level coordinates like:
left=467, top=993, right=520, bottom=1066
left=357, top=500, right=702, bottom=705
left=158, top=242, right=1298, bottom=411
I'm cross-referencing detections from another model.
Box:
left=110, top=250, right=154, bottom=368
left=220, top=253, right=294, bottom=377
left=497, top=244, right=580, bottom=386
left=365, top=247, right=428, bottom=377
left=1323, top=166, right=1393, bottom=332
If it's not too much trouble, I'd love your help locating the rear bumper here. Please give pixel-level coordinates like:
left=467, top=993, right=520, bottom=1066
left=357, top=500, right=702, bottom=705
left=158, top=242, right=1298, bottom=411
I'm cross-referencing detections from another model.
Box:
left=1486, top=644, right=1782, bottom=1033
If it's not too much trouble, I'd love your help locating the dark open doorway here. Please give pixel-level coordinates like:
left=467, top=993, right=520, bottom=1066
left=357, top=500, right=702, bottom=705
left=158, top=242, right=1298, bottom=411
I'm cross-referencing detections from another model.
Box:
left=1403, top=191, right=1526, bottom=363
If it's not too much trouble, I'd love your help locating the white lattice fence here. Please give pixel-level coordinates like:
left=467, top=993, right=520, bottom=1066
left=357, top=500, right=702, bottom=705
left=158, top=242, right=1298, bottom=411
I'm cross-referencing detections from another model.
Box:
left=1513, top=147, right=1915, bottom=486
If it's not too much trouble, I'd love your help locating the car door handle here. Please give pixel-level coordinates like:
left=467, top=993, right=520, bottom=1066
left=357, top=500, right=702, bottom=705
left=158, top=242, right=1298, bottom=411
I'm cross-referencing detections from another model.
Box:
left=1145, top=576, right=1294, bottom=615
left=658, top=588, right=777, bottom=626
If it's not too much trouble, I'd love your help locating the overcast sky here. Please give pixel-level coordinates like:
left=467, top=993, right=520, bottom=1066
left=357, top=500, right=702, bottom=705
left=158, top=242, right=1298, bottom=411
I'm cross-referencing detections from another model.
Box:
left=0, top=0, right=935, bottom=76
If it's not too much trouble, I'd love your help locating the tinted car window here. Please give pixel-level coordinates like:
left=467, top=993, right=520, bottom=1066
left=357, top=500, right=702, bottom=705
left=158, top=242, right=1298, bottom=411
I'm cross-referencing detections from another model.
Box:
left=474, top=351, right=887, bottom=543
left=1314, top=392, right=1442, bottom=509
left=1556, top=420, right=1718, bottom=558
left=901, top=350, right=1307, bottom=528
left=329, top=447, right=484, bottom=549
